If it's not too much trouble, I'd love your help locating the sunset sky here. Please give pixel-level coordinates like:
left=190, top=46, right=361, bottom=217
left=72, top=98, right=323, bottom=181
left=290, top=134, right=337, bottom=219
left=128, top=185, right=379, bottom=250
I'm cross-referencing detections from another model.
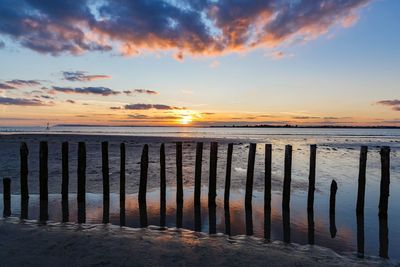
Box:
left=0, top=0, right=399, bottom=126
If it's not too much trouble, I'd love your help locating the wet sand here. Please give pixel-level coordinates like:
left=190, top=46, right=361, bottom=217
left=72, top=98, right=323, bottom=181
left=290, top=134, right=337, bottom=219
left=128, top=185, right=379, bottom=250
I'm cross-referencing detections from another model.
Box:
left=0, top=218, right=391, bottom=267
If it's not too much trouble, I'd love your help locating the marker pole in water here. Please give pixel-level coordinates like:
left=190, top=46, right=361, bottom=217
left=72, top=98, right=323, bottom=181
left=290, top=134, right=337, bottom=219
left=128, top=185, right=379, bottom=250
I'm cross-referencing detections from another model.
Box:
left=39, top=141, right=48, bottom=222
left=264, top=144, right=272, bottom=240
left=208, top=142, right=218, bottom=234
left=77, top=142, right=86, bottom=224
left=3, top=178, right=11, bottom=217
left=120, top=143, right=126, bottom=226
left=307, top=144, right=317, bottom=245
left=356, top=146, right=368, bottom=257
left=379, top=146, right=390, bottom=258
left=160, top=143, right=166, bottom=227
left=245, top=143, right=256, bottom=236
left=20, top=142, right=29, bottom=219
left=282, top=145, right=292, bottom=243
left=139, top=144, right=149, bottom=227
left=61, top=142, right=69, bottom=223
left=176, top=142, right=183, bottom=228
left=194, top=142, right=203, bottom=232
left=329, top=180, right=338, bottom=238
left=102, top=141, right=110, bottom=224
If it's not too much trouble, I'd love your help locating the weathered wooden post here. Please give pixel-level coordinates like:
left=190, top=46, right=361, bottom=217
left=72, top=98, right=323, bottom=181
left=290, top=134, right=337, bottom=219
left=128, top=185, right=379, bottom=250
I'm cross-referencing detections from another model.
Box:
left=3, top=178, right=11, bottom=217
left=245, top=143, right=256, bottom=236
left=224, top=143, right=233, bottom=208
left=20, top=142, right=29, bottom=200
left=176, top=142, right=183, bottom=228
left=356, top=146, right=368, bottom=257
left=39, top=141, right=48, bottom=222
left=329, top=180, right=338, bottom=238
left=120, top=143, right=126, bottom=226
left=139, top=144, right=149, bottom=228
left=20, top=142, right=29, bottom=219
left=62, top=142, right=69, bottom=222
left=160, top=143, right=166, bottom=227
left=194, top=142, right=203, bottom=232
left=282, top=145, right=292, bottom=243
left=264, top=144, right=272, bottom=240
left=379, top=146, right=390, bottom=258
left=77, top=142, right=86, bottom=223
left=102, top=141, right=110, bottom=224
left=209, top=142, right=218, bottom=234
left=307, top=144, right=317, bottom=245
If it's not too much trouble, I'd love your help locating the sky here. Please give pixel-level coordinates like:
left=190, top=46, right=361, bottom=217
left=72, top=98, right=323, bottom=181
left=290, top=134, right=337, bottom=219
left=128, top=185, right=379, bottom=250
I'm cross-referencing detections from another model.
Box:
left=0, top=0, right=399, bottom=127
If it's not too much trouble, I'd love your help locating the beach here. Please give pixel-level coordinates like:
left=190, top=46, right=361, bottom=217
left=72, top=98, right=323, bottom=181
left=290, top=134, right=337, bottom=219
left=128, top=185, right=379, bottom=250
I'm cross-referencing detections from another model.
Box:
left=0, top=218, right=392, bottom=267
left=0, top=127, right=399, bottom=263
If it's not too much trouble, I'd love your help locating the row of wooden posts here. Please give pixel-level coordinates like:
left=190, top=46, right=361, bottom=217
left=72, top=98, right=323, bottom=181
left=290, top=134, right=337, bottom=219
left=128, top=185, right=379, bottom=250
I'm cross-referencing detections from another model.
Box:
left=1, top=142, right=391, bottom=259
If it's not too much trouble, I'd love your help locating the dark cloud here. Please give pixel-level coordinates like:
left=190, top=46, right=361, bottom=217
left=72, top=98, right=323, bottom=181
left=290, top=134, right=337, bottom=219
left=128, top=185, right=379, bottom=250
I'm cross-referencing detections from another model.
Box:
left=0, top=79, right=41, bottom=90
left=377, top=99, right=400, bottom=111
left=0, top=96, right=48, bottom=106
left=0, top=83, right=16, bottom=90
left=292, top=116, right=320, bottom=120
left=0, top=40, right=5, bottom=49
left=110, top=106, right=121, bottom=110
left=0, top=0, right=369, bottom=56
left=51, top=86, right=120, bottom=96
left=124, top=89, right=158, bottom=95
left=127, top=114, right=179, bottom=120
left=62, top=71, right=111, bottom=82
left=124, top=103, right=183, bottom=110
left=66, top=99, right=76, bottom=104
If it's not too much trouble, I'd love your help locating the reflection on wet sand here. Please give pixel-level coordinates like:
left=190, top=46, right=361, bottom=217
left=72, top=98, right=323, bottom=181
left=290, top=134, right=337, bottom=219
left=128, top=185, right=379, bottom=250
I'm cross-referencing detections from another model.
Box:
left=3, top=187, right=358, bottom=256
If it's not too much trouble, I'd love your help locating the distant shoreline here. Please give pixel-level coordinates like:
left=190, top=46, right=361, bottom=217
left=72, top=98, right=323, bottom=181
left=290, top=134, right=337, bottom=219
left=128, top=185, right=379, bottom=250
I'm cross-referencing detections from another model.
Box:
left=51, top=124, right=400, bottom=129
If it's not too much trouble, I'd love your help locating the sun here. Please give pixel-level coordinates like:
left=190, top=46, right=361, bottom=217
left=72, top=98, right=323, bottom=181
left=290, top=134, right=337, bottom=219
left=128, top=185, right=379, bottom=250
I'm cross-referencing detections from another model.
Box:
left=180, top=115, right=193, bottom=125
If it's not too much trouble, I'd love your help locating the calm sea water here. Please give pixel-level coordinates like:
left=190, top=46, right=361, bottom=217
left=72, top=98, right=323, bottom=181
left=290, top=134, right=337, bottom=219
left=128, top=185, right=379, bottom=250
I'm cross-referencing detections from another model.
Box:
left=0, top=126, right=399, bottom=261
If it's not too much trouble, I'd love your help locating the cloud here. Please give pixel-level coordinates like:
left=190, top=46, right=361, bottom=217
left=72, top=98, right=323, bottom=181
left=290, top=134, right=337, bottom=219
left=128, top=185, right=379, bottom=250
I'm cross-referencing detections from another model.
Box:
left=377, top=99, right=400, bottom=111
left=127, top=114, right=180, bottom=120
left=292, top=116, right=320, bottom=120
left=110, top=106, right=121, bottom=110
left=51, top=86, right=120, bottom=96
left=209, top=60, right=220, bottom=68
left=0, top=0, right=370, bottom=57
left=123, top=89, right=158, bottom=95
left=66, top=99, right=76, bottom=104
left=0, top=83, right=16, bottom=90
left=62, top=71, right=111, bottom=82
left=0, top=96, right=49, bottom=106
left=0, top=40, right=4, bottom=49
left=124, top=103, right=184, bottom=110
left=0, top=79, right=41, bottom=89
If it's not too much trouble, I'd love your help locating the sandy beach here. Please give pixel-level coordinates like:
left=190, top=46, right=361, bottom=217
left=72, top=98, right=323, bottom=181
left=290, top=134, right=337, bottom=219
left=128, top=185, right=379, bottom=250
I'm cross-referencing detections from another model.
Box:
left=0, top=218, right=392, bottom=267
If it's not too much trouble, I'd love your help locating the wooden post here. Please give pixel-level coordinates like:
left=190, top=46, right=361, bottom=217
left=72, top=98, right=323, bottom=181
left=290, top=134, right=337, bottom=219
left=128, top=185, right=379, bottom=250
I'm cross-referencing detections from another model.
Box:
left=3, top=178, right=11, bottom=217
left=120, top=143, right=126, bottom=226
left=176, top=142, right=183, bottom=228
left=379, top=146, right=390, bottom=258
left=282, top=145, right=292, bottom=243
left=102, top=141, right=109, bottom=224
left=307, top=144, right=316, bottom=245
left=39, top=141, right=48, bottom=221
left=20, top=142, right=29, bottom=220
left=139, top=144, right=149, bottom=227
left=329, top=180, right=338, bottom=238
left=208, top=142, right=218, bottom=234
left=20, top=142, right=29, bottom=201
left=356, top=146, right=367, bottom=257
left=245, top=143, right=256, bottom=208
left=194, top=142, right=203, bottom=209
left=264, top=144, right=272, bottom=240
left=160, top=143, right=166, bottom=227
left=245, top=143, right=256, bottom=236
left=224, top=143, right=233, bottom=208
left=77, top=142, right=86, bottom=223
left=194, top=142, right=203, bottom=232
left=61, top=142, right=69, bottom=222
